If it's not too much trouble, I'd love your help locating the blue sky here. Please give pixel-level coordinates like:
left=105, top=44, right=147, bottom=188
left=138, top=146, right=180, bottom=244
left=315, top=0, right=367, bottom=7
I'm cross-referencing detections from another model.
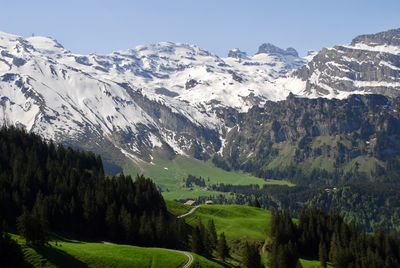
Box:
left=1, top=0, right=399, bottom=56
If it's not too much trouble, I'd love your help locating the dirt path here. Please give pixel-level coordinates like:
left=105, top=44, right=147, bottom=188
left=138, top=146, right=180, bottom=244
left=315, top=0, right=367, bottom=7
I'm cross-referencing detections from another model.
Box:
left=177, top=205, right=200, bottom=219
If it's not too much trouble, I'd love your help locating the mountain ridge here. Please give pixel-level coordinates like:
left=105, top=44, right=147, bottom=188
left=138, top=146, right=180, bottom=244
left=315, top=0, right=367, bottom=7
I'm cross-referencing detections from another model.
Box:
left=1, top=28, right=400, bottom=174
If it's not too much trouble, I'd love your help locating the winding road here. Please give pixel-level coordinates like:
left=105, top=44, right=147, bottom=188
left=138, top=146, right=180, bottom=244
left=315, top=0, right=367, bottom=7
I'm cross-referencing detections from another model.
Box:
left=180, top=251, right=194, bottom=268
left=172, top=205, right=202, bottom=267
left=164, top=205, right=204, bottom=267
left=177, top=205, right=200, bottom=219
left=166, top=249, right=194, bottom=268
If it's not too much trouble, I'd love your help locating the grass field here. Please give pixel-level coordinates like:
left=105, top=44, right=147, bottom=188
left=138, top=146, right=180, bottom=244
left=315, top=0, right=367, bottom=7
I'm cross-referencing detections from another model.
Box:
left=13, top=234, right=223, bottom=268
left=300, top=258, right=333, bottom=268
left=192, top=254, right=226, bottom=268
left=184, top=204, right=271, bottom=241
left=182, top=204, right=271, bottom=267
left=166, top=200, right=192, bottom=216
left=131, top=155, right=293, bottom=200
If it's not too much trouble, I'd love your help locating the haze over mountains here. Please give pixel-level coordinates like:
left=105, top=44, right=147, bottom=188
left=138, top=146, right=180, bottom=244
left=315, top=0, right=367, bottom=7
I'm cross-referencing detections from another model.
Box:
left=1, top=28, right=400, bottom=172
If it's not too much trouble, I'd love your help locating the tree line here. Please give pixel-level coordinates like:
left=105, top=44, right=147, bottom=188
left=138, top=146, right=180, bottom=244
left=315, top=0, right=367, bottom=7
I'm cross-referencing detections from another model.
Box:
left=191, top=219, right=229, bottom=261
left=208, top=181, right=400, bottom=234
left=269, top=208, right=400, bottom=268
left=0, top=127, right=188, bottom=249
left=191, top=219, right=264, bottom=267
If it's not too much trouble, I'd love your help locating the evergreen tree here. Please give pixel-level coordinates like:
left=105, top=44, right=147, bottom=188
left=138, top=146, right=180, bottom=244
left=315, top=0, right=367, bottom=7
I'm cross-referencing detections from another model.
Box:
left=17, top=208, right=47, bottom=246
left=191, top=226, right=204, bottom=254
left=268, top=207, right=400, bottom=268
left=216, top=232, right=229, bottom=261
left=0, top=127, right=189, bottom=250
left=329, top=233, right=339, bottom=266
left=198, top=221, right=212, bottom=256
left=207, top=219, right=218, bottom=249
left=251, top=195, right=261, bottom=208
left=319, top=240, right=327, bottom=268
left=242, top=242, right=262, bottom=268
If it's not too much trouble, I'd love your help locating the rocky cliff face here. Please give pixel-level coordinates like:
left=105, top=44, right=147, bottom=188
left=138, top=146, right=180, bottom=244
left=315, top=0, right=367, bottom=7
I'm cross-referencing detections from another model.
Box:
left=217, top=94, right=400, bottom=183
left=292, top=28, right=400, bottom=98
left=257, top=43, right=299, bottom=57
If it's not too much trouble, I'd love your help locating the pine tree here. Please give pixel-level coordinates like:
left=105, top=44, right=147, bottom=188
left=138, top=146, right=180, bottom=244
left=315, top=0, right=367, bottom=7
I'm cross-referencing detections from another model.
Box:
left=191, top=226, right=204, bottom=254
left=17, top=208, right=47, bottom=245
left=105, top=203, right=118, bottom=241
left=208, top=219, right=217, bottom=249
left=217, top=232, right=229, bottom=261
left=120, top=206, right=134, bottom=243
left=32, top=193, right=49, bottom=245
left=329, top=233, right=339, bottom=266
left=242, top=242, right=262, bottom=268
left=252, top=195, right=261, bottom=208
left=0, top=127, right=187, bottom=249
left=199, top=221, right=212, bottom=256
left=319, top=240, right=327, bottom=268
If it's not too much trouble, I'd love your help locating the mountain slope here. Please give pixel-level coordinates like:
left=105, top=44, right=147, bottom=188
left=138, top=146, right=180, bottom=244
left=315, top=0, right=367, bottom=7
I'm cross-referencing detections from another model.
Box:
left=0, top=31, right=305, bottom=171
left=216, top=93, right=400, bottom=183
left=1, top=28, right=400, bottom=176
left=288, top=28, right=400, bottom=98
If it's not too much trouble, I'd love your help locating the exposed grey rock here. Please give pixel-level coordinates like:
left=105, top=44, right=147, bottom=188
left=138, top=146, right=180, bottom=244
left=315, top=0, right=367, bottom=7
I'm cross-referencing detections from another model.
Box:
left=257, top=43, right=299, bottom=57
left=154, top=87, right=179, bottom=97
left=231, top=72, right=243, bottom=83
left=228, top=48, right=248, bottom=59
left=217, top=94, right=400, bottom=182
left=351, top=28, right=400, bottom=46
left=294, top=28, right=400, bottom=98
left=185, top=79, right=199, bottom=89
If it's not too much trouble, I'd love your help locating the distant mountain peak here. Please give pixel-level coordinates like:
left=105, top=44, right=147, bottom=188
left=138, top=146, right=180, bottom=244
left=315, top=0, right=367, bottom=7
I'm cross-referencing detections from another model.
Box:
left=26, top=36, right=67, bottom=54
left=351, top=28, right=400, bottom=46
left=256, top=43, right=299, bottom=57
left=227, top=48, right=248, bottom=59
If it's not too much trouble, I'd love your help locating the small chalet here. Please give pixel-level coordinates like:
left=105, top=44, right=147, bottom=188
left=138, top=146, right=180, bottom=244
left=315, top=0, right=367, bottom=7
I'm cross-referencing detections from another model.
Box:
left=184, top=200, right=196, bottom=206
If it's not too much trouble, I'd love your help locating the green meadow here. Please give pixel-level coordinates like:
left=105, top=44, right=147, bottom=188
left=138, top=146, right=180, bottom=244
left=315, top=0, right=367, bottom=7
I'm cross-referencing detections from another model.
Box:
left=13, top=234, right=223, bottom=268
left=184, top=204, right=271, bottom=241
left=129, top=155, right=293, bottom=200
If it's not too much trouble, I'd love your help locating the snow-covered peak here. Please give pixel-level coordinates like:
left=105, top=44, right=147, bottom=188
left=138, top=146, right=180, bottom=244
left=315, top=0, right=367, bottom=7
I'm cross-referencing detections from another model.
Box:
left=286, top=28, right=400, bottom=99
left=0, top=31, right=308, bottom=165
left=131, top=41, right=212, bottom=56
left=0, top=32, right=32, bottom=52
left=26, top=36, right=67, bottom=55
left=2, top=29, right=400, bottom=167
left=0, top=31, right=20, bottom=41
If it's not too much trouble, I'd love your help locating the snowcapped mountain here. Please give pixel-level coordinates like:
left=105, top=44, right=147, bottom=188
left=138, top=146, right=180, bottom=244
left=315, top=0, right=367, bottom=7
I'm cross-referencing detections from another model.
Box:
left=0, top=31, right=304, bottom=170
left=1, top=28, right=399, bottom=172
left=287, top=28, right=400, bottom=98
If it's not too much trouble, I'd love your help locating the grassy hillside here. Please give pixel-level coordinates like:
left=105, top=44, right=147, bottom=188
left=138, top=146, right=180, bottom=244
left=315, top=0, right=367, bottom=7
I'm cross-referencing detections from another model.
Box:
left=12, top=234, right=223, bottom=268
left=166, top=200, right=192, bottom=216
left=184, top=204, right=270, bottom=241
left=126, top=155, right=293, bottom=200
left=299, top=258, right=332, bottom=268
left=192, top=254, right=226, bottom=268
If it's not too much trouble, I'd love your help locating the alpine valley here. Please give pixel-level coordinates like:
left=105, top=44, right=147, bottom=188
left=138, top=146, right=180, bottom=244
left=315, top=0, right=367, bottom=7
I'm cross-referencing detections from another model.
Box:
left=2, top=26, right=400, bottom=268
